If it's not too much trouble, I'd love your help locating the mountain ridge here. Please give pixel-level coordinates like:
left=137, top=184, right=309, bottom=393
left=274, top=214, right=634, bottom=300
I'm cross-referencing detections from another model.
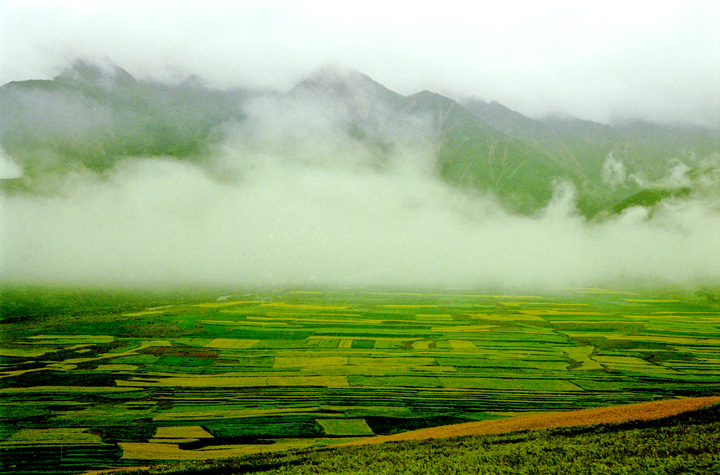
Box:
left=2, top=61, right=718, bottom=217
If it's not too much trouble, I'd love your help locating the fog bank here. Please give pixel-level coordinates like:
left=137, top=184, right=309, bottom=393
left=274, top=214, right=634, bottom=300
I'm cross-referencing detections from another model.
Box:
left=3, top=136, right=719, bottom=291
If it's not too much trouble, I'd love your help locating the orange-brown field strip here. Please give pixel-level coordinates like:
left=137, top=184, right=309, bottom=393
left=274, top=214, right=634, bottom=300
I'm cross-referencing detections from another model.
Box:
left=341, top=395, right=720, bottom=446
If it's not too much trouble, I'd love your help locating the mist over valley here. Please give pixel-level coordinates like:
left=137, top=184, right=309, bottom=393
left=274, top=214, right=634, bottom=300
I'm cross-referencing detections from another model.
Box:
left=1, top=62, right=719, bottom=291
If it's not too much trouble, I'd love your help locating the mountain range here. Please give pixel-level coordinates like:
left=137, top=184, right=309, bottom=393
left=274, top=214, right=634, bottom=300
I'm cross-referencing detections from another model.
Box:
left=2, top=61, right=719, bottom=217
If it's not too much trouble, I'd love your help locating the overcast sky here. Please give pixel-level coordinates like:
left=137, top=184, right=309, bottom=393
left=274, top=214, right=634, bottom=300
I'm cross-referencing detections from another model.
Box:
left=1, top=0, right=719, bottom=126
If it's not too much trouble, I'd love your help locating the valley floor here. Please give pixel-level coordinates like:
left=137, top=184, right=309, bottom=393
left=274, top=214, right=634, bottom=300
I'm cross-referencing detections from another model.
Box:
left=2, top=288, right=720, bottom=474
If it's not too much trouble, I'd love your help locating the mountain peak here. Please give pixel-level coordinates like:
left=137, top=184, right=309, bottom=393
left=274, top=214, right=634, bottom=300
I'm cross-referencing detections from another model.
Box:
left=297, top=65, right=373, bottom=88
left=55, top=60, right=135, bottom=86
left=406, top=90, right=459, bottom=112
left=292, top=65, right=402, bottom=104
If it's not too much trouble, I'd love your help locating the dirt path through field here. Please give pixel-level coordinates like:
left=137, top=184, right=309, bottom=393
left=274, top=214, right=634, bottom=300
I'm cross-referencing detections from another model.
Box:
left=341, top=395, right=720, bottom=447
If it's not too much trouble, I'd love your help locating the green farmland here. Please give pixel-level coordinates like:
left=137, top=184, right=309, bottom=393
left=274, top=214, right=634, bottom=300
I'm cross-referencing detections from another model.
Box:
left=1, top=288, right=720, bottom=474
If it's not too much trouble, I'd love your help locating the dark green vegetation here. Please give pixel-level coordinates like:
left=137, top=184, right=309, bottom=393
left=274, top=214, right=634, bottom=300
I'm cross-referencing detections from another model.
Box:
left=1, top=287, right=719, bottom=474
left=2, top=62, right=719, bottom=216
left=114, top=401, right=720, bottom=475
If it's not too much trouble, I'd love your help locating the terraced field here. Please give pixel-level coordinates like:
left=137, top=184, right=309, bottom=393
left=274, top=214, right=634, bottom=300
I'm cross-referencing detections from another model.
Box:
left=1, top=289, right=719, bottom=474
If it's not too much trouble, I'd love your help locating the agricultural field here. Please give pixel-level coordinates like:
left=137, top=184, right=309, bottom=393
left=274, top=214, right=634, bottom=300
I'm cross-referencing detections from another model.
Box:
left=1, top=287, right=719, bottom=474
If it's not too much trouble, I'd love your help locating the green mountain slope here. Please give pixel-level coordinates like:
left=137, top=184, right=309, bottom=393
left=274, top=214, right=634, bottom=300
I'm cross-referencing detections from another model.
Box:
left=463, top=99, right=720, bottom=215
left=462, top=99, right=587, bottom=179
left=1, top=61, right=718, bottom=216
left=0, top=61, right=248, bottom=178
left=408, top=91, right=567, bottom=213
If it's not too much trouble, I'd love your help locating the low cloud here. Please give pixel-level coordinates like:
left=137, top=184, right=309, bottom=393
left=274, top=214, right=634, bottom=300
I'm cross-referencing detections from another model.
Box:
left=601, top=153, right=627, bottom=187
left=3, top=107, right=719, bottom=291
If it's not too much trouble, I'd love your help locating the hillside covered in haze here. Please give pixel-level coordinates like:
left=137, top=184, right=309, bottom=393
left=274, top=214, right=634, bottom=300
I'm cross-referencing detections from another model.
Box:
left=3, top=61, right=719, bottom=218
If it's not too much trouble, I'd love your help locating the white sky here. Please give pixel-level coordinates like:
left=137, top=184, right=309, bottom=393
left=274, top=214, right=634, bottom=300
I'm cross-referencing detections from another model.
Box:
left=1, top=0, right=719, bottom=126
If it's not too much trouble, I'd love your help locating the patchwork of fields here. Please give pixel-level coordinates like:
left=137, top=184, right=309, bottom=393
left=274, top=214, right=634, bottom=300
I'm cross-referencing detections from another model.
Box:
left=1, top=289, right=719, bottom=474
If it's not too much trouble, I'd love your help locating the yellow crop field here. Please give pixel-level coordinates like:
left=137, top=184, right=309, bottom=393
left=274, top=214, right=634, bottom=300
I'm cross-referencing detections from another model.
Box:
left=563, top=346, right=603, bottom=371
left=622, top=314, right=687, bottom=319
left=317, top=418, right=374, bottom=436
left=470, top=313, right=545, bottom=321
left=448, top=340, right=478, bottom=350
left=411, top=341, right=434, bottom=349
left=261, top=302, right=350, bottom=310
left=0, top=347, right=51, bottom=357
left=518, top=309, right=606, bottom=316
left=95, top=364, right=138, bottom=371
left=119, top=442, right=250, bottom=460
left=431, top=325, right=494, bottom=332
left=4, top=428, right=104, bottom=445
left=274, top=356, right=349, bottom=367
left=194, top=301, right=261, bottom=308
left=120, top=438, right=318, bottom=461
left=204, top=338, right=259, bottom=349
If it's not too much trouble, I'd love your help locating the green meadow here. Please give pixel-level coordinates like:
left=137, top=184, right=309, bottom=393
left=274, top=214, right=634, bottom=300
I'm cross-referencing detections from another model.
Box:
left=1, top=287, right=719, bottom=474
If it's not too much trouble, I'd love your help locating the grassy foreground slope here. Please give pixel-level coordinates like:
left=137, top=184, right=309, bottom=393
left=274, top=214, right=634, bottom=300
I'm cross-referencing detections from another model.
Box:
left=118, top=401, right=720, bottom=475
